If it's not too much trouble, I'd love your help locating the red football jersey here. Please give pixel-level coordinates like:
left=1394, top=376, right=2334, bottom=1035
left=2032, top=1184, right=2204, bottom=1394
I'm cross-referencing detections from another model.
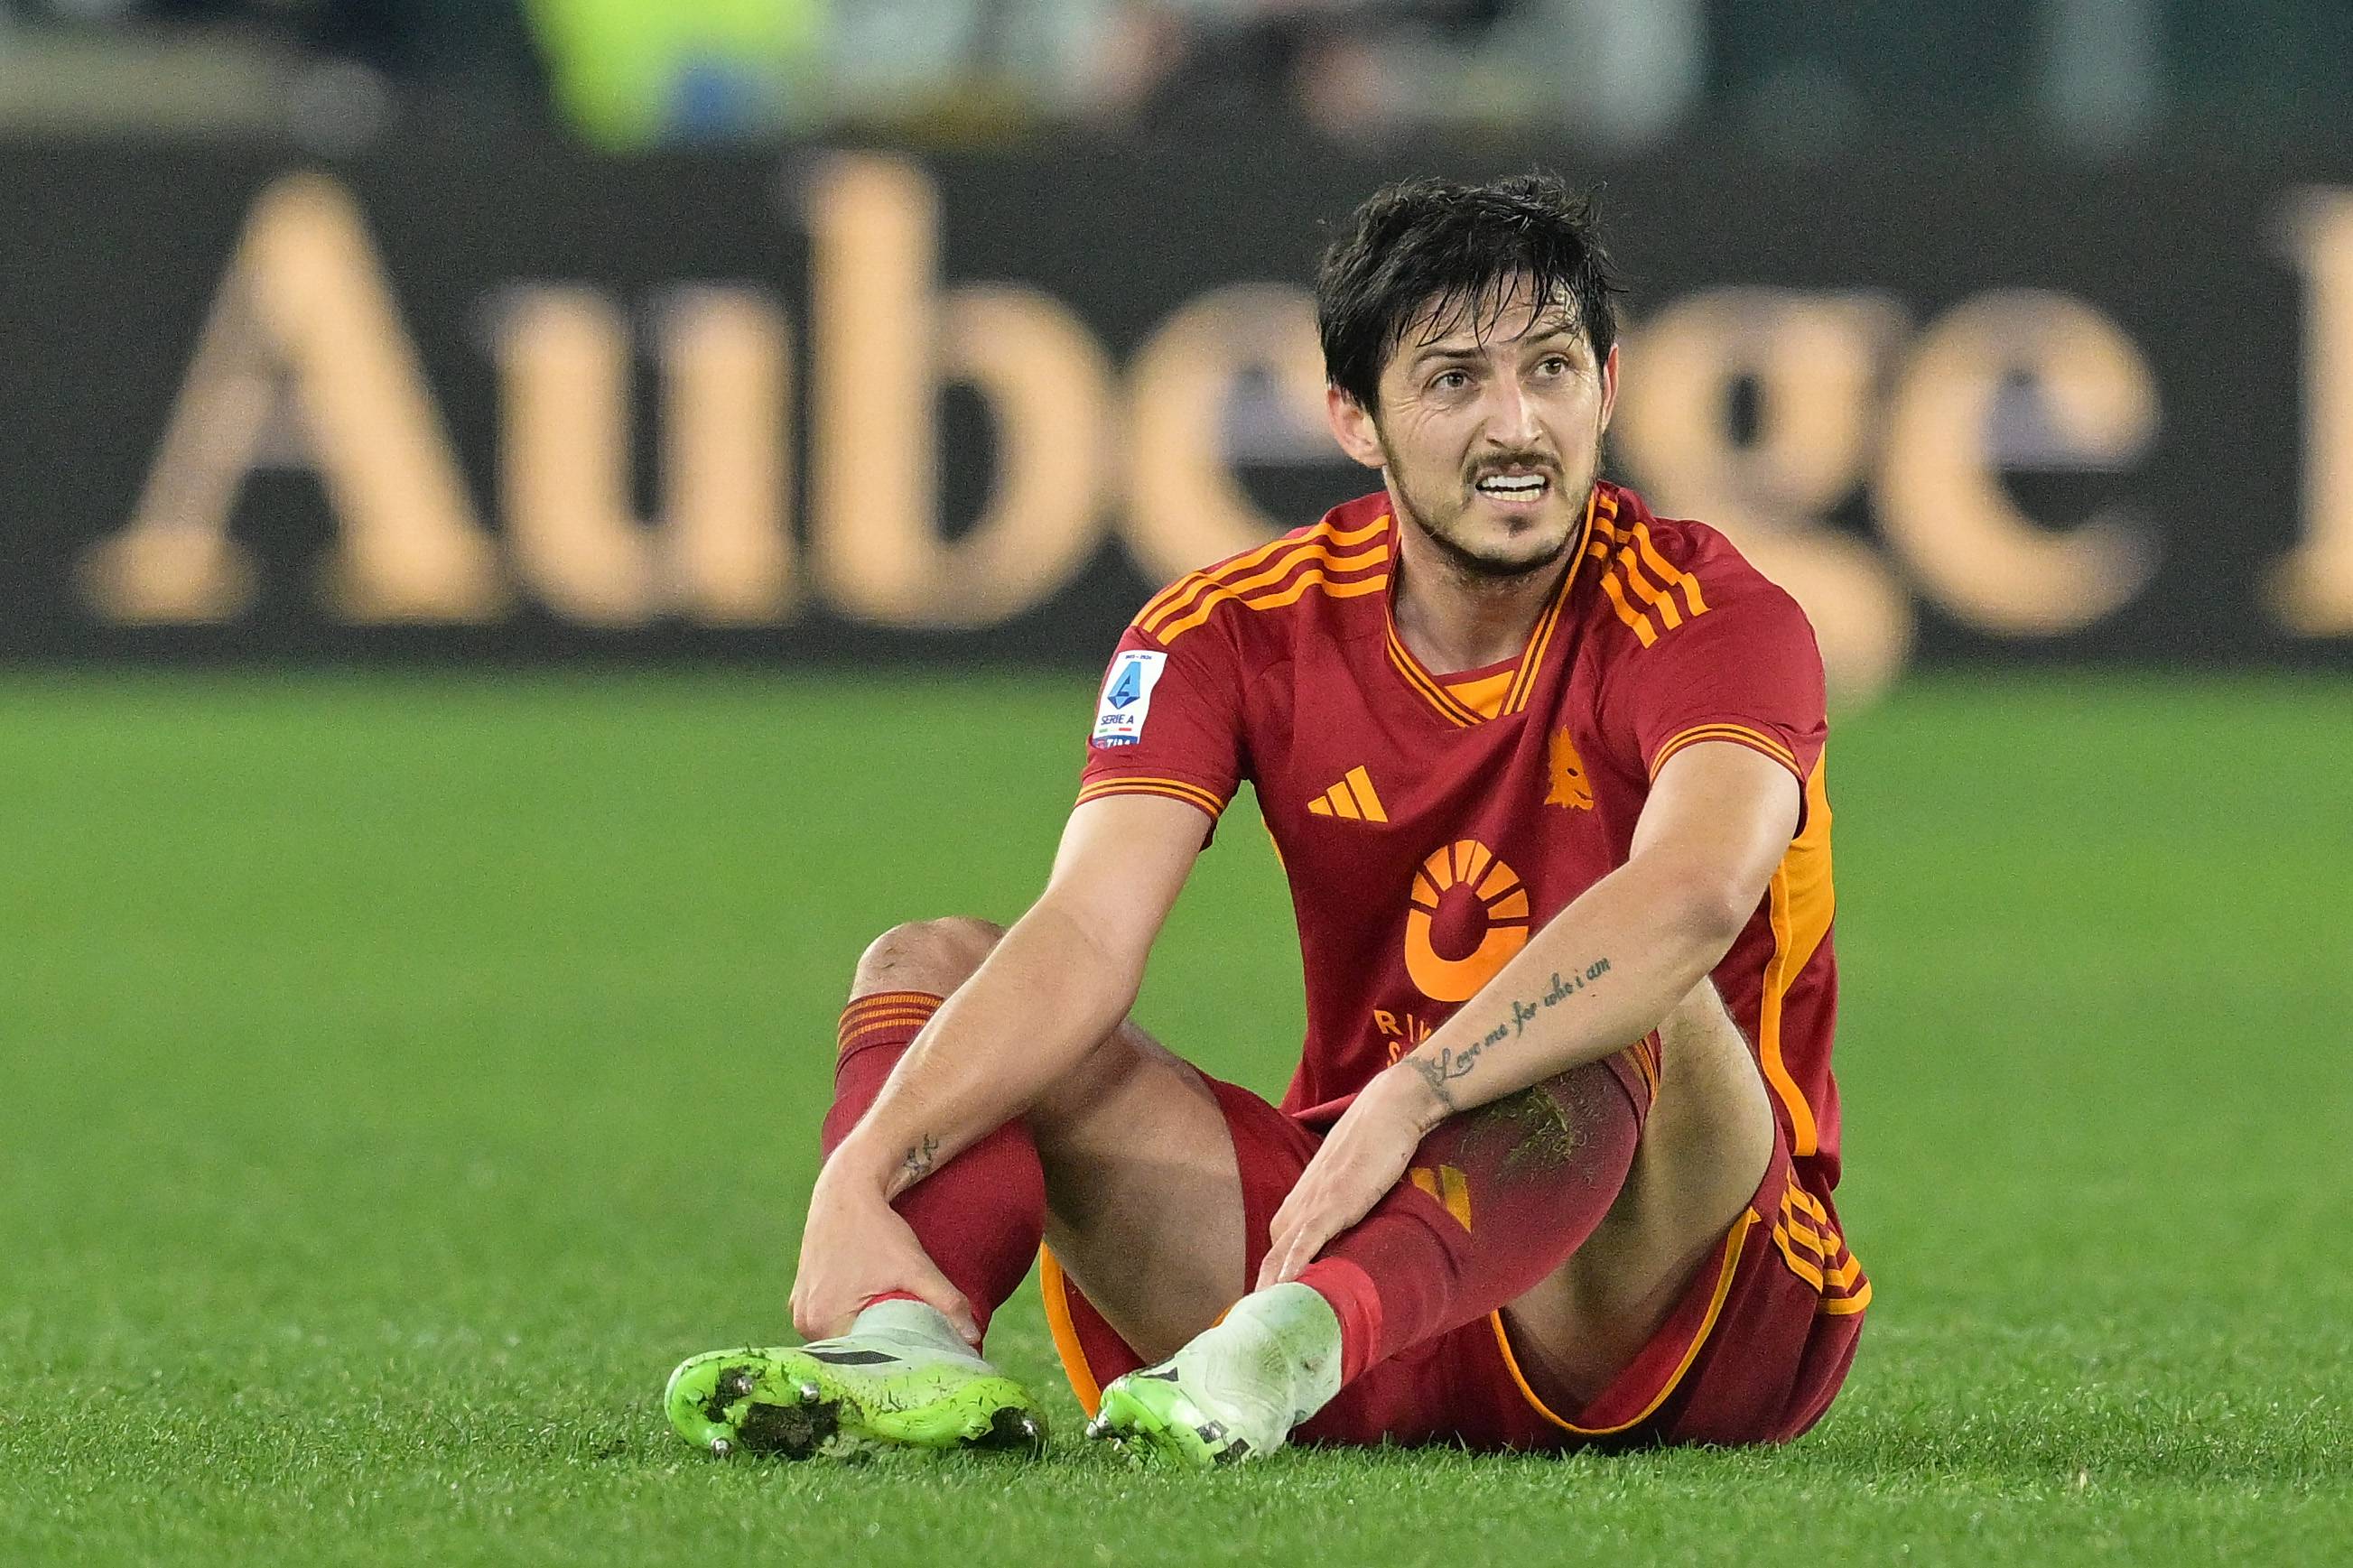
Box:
left=1076, top=482, right=1851, bottom=1229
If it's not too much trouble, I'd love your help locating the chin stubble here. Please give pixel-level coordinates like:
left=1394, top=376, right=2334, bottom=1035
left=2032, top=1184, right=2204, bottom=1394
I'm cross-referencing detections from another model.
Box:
left=1393, top=483, right=1581, bottom=584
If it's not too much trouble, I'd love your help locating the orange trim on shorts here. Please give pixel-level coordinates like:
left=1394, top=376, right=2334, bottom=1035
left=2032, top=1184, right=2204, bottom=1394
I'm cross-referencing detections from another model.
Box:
left=1626, top=1035, right=1660, bottom=1104
left=1037, top=1244, right=1104, bottom=1417
left=1770, top=1170, right=1869, bottom=1311
left=1490, top=1207, right=1757, bottom=1437
left=1820, top=1280, right=1874, bottom=1314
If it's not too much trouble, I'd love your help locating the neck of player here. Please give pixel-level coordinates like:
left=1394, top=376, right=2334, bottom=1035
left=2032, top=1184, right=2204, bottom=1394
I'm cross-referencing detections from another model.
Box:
left=1388, top=515, right=1573, bottom=676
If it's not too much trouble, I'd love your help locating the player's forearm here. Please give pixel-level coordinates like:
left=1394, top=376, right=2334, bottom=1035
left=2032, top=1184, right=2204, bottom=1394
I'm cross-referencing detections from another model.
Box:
left=824, top=899, right=1141, bottom=1198
left=1381, top=855, right=1749, bottom=1133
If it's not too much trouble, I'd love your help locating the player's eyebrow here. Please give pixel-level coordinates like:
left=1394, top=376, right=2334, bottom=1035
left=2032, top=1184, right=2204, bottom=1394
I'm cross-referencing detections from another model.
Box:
left=1514, top=323, right=1587, bottom=356
left=1408, top=324, right=1585, bottom=372
left=1408, top=344, right=1488, bottom=370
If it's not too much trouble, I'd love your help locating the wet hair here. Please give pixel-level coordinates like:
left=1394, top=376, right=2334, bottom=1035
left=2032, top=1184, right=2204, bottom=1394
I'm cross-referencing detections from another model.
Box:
left=1316, top=173, right=1622, bottom=413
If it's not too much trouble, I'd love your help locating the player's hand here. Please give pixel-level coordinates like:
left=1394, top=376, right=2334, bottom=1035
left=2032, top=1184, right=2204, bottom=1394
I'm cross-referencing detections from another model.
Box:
left=789, top=1166, right=980, bottom=1347
left=1257, top=1068, right=1432, bottom=1289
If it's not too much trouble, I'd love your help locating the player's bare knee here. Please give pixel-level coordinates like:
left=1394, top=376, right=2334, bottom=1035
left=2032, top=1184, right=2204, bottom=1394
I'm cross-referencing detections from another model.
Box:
left=851, top=916, right=1005, bottom=998
left=1659, top=979, right=1737, bottom=1051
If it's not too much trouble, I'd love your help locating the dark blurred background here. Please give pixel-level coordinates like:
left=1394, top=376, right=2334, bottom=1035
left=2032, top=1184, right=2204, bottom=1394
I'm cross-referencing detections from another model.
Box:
left=1, top=0, right=2344, bottom=150
left=5, top=1, right=2353, bottom=701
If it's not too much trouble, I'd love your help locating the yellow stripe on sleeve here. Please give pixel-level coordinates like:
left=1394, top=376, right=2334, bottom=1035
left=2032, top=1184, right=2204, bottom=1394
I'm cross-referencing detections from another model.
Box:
left=1598, top=571, right=1659, bottom=646
left=1074, top=776, right=1229, bottom=819
left=1139, top=517, right=1390, bottom=639
left=1634, top=520, right=1709, bottom=618
left=1614, top=546, right=1686, bottom=630
left=1648, top=723, right=1800, bottom=780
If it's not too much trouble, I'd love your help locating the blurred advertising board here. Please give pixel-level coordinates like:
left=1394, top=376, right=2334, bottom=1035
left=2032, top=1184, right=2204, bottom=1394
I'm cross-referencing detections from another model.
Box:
left=3, top=135, right=2350, bottom=701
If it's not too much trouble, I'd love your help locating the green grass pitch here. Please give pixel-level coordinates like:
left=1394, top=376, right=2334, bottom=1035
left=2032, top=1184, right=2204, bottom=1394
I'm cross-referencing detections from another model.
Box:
left=1, top=671, right=2348, bottom=1565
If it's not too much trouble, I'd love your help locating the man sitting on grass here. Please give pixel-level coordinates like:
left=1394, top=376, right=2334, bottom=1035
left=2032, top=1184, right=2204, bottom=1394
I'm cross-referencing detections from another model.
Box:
left=666, top=172, right=1867, bottom=1466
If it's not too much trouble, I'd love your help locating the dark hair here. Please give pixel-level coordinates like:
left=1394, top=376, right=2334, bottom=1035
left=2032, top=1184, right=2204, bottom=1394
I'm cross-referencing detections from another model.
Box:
left=1316, top=173, right=1621, bottom=412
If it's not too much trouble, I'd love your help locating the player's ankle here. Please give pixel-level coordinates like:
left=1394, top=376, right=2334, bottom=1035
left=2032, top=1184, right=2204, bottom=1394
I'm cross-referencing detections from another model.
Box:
left=1292, top=1257, right=1385, bottom=1385
left=1209, top=1281, right=1345, bottom=1427
left=848, top=1296, right=985, bottom=1360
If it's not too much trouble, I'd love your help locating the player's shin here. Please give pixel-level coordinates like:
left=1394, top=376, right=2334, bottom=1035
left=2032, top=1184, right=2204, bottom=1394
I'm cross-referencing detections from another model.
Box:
left=1297, top=1056, right=1642, bottom=1385
left=1092, top=1058, right=1642, bottom=1465
left=663, top=991, right=1056, bottom=1460
left=822, top=990, right=1047, bottom=1341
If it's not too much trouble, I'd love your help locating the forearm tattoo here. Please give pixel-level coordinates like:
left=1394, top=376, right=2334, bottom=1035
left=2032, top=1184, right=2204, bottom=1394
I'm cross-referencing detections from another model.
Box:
left=1409, top=960, right=1613, bottom=1116
left=1408, top=1053, right=1470, bottom=1115
left=900, top=1134, right=940, bottom=1183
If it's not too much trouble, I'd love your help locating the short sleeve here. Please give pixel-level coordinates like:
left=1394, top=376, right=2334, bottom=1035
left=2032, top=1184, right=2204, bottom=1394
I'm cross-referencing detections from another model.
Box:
left=1075, top=618, right=1248, bottom=830
left=1609, top=571, right=1828, bottom=793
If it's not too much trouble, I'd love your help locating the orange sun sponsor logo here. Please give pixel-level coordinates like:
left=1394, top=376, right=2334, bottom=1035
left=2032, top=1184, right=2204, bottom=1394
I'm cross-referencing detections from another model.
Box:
left=1546, top=729, right=1594, bottom=812
left=1403, top=839, right=1530, bottom=1002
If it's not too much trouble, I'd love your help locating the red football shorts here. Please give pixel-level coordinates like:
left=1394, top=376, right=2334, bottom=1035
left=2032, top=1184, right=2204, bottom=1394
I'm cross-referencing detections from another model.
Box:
left=1041, top=1072, right=1867, bottom=1450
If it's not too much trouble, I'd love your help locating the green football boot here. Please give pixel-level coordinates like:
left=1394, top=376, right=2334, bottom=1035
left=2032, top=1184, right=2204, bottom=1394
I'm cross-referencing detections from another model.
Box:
left=1084, top=1282, right=1344, bottom=1469
left=1088, top=1366, right=1266, bottom=1467
left=665, top=1300, right=1046, bottom=1460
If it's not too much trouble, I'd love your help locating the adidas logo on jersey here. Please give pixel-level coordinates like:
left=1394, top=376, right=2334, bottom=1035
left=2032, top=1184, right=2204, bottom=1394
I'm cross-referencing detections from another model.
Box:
left=1307, top=765, right=1387, bottom=822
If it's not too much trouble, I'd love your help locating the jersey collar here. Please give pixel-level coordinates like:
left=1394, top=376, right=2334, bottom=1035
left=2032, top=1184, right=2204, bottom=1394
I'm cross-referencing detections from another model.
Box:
left=1382, top=485, right=1608, bottom=728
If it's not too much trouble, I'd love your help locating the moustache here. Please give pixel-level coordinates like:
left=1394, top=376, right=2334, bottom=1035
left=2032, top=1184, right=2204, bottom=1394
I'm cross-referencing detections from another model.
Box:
left=1465, top=455, right=1560, bottom=484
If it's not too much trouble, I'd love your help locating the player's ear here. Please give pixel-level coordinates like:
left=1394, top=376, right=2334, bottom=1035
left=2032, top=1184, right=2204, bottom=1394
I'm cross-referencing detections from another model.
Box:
left=1596, top=342, right=1621, bottom=436
left=1325, top=385, right=1385, bottom=470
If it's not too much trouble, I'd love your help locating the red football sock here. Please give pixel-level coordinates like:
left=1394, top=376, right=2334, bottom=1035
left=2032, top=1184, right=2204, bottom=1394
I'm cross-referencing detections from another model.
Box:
left=821, top=990, right=1046, bottom=1343
left=1297, top=1055, right=1646, bottom=1383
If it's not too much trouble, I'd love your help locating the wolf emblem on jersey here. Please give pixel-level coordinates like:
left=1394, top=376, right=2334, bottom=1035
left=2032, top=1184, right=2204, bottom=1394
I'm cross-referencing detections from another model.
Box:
left=1545, top=730, right=1594, bottom=812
